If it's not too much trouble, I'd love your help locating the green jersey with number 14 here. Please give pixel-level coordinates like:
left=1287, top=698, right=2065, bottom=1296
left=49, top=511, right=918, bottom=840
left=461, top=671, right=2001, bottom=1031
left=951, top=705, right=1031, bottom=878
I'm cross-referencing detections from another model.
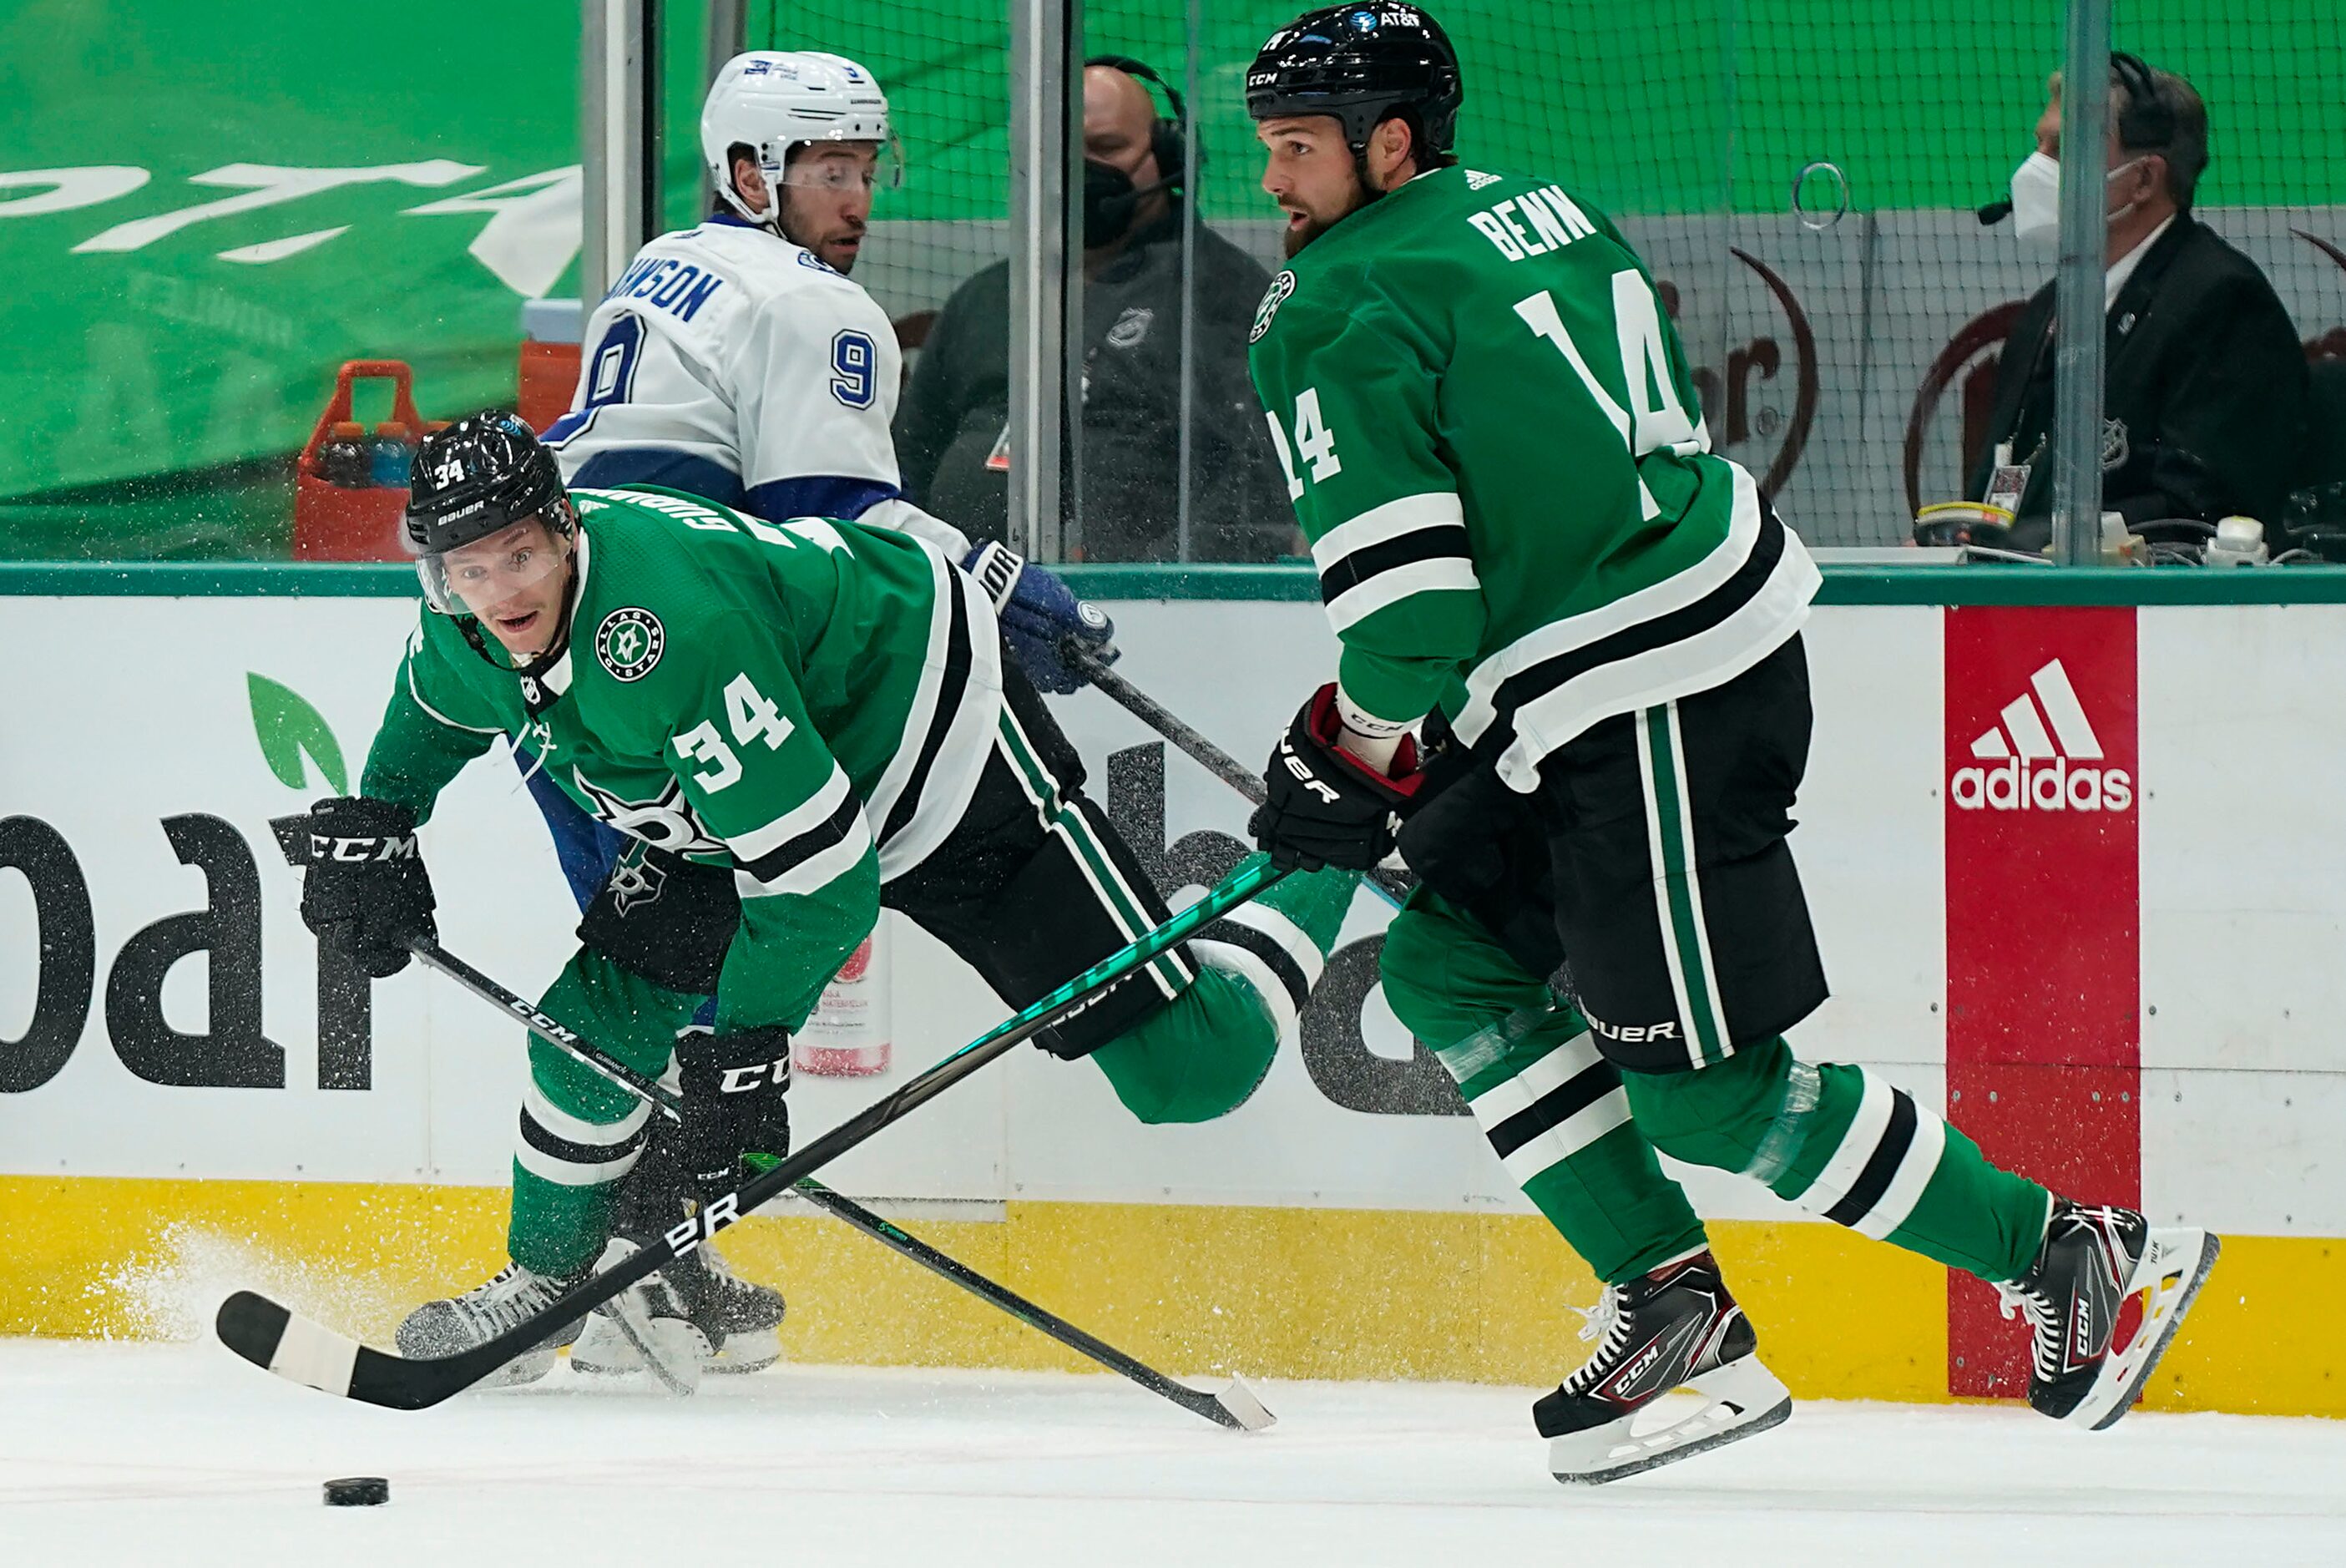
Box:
left=360, top=485, right=1001, bottom=1034
left=1247, top=164, right=1819, bottom=792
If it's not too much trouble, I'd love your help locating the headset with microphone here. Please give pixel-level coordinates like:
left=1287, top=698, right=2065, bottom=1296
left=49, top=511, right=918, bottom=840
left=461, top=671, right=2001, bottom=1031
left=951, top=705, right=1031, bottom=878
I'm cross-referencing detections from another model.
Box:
left=1978, top=50, right=2171, bottom=225
left=1084, top=53, right=1191, bottom=192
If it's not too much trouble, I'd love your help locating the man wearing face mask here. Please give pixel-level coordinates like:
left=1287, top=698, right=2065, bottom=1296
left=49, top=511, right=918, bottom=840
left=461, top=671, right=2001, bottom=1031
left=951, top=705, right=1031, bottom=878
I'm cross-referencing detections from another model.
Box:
left=896, top=58, right=1296, bottom=562
left=1959, top=55, right=2307, bottom=549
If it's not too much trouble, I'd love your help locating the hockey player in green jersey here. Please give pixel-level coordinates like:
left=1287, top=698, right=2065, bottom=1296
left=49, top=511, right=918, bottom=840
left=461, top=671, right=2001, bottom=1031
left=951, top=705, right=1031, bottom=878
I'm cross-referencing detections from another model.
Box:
left=1241, top=7, right=2217, bottom=1480
left=296, top=412, right=1356, bottom=1387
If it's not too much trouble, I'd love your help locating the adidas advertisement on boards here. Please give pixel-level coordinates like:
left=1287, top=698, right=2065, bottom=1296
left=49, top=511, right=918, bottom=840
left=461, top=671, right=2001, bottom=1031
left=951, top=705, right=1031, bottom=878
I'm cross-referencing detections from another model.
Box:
left=1949, top=658, right=2134, bottom=813
left=1940, top=605, right=2141, bottom=1400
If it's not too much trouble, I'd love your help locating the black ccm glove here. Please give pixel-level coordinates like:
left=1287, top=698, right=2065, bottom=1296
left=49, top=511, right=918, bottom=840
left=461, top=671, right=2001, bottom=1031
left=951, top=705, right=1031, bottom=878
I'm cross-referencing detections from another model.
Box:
left=1251, top=685, right=1423, bottom=873
left=297, top=797, right=437, bottom=977
left=670, top=1025, right=793, bottom=1202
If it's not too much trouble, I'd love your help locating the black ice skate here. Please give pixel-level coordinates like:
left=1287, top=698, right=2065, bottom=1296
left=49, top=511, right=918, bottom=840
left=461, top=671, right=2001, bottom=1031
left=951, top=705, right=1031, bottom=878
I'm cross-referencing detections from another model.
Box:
left=570, top=1237, right=786, bottom=1383
left=689, top=1243, right=786, bottom=1373
left=395, top=1262, right=588, bottom=1388
left=1534, top=1251, right=1791, bottom=1484
left=1996, top=1200, right=2219, bottom=1429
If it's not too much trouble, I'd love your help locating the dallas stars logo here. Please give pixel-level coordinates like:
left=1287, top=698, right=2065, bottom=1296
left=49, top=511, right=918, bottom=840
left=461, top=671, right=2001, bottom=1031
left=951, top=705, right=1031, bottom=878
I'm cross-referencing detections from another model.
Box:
left=595, top=606, right=664, bottom=681
left=1251, top=271, right=1296, bottom=344
left=604, top=847, right=668, bottom=916
left=571, top=769, right=723, bottom=854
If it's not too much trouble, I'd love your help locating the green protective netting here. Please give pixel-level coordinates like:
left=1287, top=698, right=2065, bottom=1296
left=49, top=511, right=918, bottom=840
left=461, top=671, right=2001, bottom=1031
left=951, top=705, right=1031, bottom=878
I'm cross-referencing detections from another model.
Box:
left=5, top=0, right=2340, bottom=556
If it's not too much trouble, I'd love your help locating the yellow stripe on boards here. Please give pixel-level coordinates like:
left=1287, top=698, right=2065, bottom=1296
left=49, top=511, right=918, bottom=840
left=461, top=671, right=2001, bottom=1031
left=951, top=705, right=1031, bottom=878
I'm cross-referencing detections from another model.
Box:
left=0, top=1176, right=2331, bottom=1418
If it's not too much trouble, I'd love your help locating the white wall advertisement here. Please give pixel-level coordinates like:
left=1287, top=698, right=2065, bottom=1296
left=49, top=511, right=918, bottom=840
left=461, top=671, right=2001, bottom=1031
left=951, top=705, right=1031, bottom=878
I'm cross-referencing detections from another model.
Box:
left=2, top=594, right=2340, bottom=1237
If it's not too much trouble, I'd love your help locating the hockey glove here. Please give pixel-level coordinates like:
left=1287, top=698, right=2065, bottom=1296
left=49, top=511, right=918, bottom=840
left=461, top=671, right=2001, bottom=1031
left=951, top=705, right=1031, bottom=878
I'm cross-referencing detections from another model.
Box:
left=963, top=541, right=1116, bottom=695
left=1251, top=685, right=1422, bottom=873
left=297, top=797, right=436, bottom=978
left=670, top=1024, right=792, bottom=1204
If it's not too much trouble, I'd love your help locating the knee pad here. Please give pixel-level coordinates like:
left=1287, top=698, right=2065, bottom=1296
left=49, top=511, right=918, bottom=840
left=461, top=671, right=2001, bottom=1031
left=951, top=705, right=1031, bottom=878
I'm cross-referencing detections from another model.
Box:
left=1378, top=899, right=1540, bottom=1049
left=1619, top=1037, right=1795, bottom=1171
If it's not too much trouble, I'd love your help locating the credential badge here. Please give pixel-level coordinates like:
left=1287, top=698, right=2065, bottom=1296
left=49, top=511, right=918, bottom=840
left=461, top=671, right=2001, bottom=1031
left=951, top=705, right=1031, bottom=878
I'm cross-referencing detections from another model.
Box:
left=595, top=606, right=665, bottom=681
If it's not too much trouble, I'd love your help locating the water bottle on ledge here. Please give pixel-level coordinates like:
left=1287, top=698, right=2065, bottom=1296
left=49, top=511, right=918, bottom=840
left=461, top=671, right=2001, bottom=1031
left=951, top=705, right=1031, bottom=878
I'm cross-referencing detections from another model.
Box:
left=369, top=421, right=415, bottom=487
left=794, top=928, right=892, bottom=1075
left=317, top=422, right=372, bottom=488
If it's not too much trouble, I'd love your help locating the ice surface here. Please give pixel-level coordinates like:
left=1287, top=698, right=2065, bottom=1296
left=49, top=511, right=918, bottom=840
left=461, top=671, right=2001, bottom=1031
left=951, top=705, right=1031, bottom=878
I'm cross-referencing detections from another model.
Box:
left=3, top=1340, right=2341, bottom=1565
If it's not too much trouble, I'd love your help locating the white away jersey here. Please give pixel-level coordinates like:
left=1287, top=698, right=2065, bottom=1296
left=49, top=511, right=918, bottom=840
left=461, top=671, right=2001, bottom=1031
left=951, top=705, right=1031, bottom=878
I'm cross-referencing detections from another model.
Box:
left=546, top=215, right=968, bottom=556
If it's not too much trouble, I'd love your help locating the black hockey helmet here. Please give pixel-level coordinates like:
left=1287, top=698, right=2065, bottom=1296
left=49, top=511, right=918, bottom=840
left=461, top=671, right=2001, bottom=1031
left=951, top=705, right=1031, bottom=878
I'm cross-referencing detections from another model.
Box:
left=1246, top=5, right=1463, bottom=161
left=404, top=410, right=577, bottom=615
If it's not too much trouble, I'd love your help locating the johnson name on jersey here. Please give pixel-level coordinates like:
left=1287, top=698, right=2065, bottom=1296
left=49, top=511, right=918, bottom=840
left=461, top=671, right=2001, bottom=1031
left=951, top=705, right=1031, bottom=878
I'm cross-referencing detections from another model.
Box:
left=362, top=485, right=1002, bottom=1033
left=1247, top=165, right=1820, bottom=792
left=545, top=217, right=968, bottom=557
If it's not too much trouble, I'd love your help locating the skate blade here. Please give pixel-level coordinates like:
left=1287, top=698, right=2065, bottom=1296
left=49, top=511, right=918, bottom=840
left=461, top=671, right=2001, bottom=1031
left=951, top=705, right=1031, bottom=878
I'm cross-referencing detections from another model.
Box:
left=483, top=1347, right=559, bottom=1388
left=1549, top=1357, right=1792, bottom=1485
left=394, top=1324, right=556, bottom=1389
left=705, top=1327, right=781, bottom=1375
left=567, top=1316, right=648, bottom=1378
left=576, top=1320, right=768, bottom=1377
left=584, top=1239, right=710, bottom=1396
left=2076, top=1228, right=2221, bottom=1431
left=596, top=1306, right=710, bottom=1396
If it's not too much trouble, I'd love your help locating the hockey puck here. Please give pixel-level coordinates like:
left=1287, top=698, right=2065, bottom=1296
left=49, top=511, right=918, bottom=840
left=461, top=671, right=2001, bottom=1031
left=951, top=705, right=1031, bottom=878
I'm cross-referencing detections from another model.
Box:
left=322, top=1476, right=389, bottom=1507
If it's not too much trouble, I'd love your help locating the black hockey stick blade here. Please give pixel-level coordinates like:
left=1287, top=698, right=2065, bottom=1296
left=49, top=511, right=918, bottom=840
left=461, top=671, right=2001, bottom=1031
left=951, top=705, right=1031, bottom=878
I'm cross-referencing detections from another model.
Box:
left=215, top=860, right=1287, bottom=1411
left=215, top=1289, right=501, bottom=1412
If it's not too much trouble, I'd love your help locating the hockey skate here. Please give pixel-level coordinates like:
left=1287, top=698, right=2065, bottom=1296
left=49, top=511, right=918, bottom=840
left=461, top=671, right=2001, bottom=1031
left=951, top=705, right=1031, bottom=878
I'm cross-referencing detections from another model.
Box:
left=395, top=1262, right=588, bottom=1388
left=1996, top=1200, right=2219, bottom=1429
left=1535, top=1251, right=1791, bottom=1484
left=570, top=1237, right=786, bottom=1383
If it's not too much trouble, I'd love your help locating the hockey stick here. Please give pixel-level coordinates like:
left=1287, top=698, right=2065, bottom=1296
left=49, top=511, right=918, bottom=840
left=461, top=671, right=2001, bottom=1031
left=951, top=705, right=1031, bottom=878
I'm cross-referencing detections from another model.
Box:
left=417, top=944, right=1267, bottom=1423
left=269, top=858, right=1271, bottom=1426
left=784, top=1181, right=1272, bottom=1430
left=1065, top=643, right=1414, bottom=909
left=216, top=857, right=1288, bottom=1411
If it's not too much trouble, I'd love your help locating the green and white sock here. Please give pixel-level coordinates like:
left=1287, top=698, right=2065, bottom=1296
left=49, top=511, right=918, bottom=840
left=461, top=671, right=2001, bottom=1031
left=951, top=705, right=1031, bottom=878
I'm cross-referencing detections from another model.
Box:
left=1436, top=1002, right=1710, bottom=1282
left=1191, top=855, right=1363, bottom=1046
left=1620, top=1036, right=2051, bottom=1283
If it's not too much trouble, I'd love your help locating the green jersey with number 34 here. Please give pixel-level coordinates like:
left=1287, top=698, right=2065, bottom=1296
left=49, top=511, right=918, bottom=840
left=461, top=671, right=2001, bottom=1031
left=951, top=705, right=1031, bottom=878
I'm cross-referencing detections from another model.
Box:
left=360, top=485, right=1001, bottom=1033
left=1247, top=165, right=1820, bottom=792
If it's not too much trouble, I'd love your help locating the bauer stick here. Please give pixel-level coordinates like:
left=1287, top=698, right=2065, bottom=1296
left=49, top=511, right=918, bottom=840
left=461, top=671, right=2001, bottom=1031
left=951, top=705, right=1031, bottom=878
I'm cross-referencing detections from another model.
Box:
left=1066, top=643, right=1414, bottom=909
left=216, top=856, right=1288, bottom=1414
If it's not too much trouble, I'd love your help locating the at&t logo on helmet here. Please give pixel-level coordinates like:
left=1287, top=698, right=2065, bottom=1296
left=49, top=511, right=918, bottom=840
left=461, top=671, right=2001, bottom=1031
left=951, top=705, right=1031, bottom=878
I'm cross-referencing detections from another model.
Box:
left=1949, top=659, right=2133, bottom=812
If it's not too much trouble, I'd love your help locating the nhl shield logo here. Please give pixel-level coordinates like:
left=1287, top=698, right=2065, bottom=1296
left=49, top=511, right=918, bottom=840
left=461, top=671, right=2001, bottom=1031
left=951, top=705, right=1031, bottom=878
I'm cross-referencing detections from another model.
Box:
left=595, top=607, right=665, bottom=681
left=1251, top=271, right=1297, bottom=344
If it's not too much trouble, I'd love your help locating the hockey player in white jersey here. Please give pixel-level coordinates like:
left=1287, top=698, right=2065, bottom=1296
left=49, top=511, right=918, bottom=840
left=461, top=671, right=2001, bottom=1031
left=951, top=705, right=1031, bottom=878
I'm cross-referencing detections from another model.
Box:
left=547, top=48, right=1114, bottom=698
left=517, top=52, right=1118, bottom=1379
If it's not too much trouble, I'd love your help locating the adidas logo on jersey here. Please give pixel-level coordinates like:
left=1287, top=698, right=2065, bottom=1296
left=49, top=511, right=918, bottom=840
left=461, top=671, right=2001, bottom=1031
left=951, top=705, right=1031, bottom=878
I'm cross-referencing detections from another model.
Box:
left=1949, top=660, right=2133, bottom=813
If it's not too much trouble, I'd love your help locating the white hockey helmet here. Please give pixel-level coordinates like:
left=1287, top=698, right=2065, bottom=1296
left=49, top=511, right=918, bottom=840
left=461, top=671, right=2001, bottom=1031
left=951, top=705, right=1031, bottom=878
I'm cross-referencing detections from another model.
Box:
left=703, top=51, right=903, bottom=224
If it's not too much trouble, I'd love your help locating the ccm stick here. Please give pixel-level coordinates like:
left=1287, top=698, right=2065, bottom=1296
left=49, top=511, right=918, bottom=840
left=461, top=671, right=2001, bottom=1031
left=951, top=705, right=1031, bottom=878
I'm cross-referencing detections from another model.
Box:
left=1068, top=644, right=1414, bottom=909
left=265, top=903, right=1270, bottom=1424
left=215, top=857, right=1288, bottom=1414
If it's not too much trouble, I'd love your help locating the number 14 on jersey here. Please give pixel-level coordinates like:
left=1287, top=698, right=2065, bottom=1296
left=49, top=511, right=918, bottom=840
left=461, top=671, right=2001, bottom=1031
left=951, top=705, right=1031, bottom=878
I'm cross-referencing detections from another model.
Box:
left=1266, top=387, right=1341, bottom=500
left=1261, top=267, right=1696, bottom=511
